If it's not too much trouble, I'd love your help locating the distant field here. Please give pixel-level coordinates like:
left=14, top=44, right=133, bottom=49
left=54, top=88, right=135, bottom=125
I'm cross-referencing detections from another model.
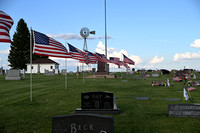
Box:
left=0, top=72, right=200, bottom=133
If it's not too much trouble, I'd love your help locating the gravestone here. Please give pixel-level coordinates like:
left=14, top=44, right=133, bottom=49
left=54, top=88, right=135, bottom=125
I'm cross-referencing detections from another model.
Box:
left=82, top=92, right=113, bottom=109
left=52, top=114, right=114, bottom=133
left=169, top=104, right=200, bottom=117
left=55, top=69, right=59, bottom=74
left=122, top=80, right=128, bottom=83
left=45, top=70, right=55, bottom=76
left=0, top=67, right=5, bottom=75
left=152, top=74, right=159, bottom=77
left=136, top=97, right=150, bottom=100
left=76, top=92, right=120, bottom=115
left=5, top=69, right=22, bottom=80
left=22, top=69, right=25, bottom=77
left=61, top=69, right=67, bottom=75
left=166, top=98, right=180, bottom=101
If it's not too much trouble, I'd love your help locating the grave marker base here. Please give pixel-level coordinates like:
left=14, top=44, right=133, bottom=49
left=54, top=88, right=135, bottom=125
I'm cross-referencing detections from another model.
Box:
left=75, top=108, right=120, bottom=115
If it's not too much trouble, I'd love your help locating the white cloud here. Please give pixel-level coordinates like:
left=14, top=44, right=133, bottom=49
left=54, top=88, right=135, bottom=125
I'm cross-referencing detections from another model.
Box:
left=47, top=34, right=111, bottom=40
left=150, top=56, right=164, bottom=64
left=0, top=57, right=2, bottom=61
left=190, top=39, right=200, bottom=48
left=95, top=41, right=143, bottom=64
left=0, top=49, right=10, bottom=54
left=173, top=51, right=200, bottom=61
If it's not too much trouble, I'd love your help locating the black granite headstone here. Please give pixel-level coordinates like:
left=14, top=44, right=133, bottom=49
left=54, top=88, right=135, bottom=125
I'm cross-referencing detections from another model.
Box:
left=52, top=114, right=114, bottom=133
left=81, top=92, right=113, bottom=109
left=169, top=104, right=200, bottom=117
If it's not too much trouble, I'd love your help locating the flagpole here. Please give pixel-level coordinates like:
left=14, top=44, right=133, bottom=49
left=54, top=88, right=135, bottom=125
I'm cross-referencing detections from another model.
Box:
left=65, top=41, right=68, bottom=90
left=30, top=27, right=32, bottom=102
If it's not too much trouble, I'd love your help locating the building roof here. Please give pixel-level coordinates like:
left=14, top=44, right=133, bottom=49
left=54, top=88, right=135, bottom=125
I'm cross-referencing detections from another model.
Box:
left=27, top=58, right=59, bottom=65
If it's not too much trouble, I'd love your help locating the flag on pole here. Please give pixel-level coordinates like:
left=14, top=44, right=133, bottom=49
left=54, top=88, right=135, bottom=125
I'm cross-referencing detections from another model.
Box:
left=183, top=88, right=189, bottom=101
left=95, top=52, right=109, bottom=63
left=122, top=62, right=130, bottom=70
left=123, top=54, right=135, bottom=65
left=109, top=57, right=120, bottom=68
left=187, top=87, right=196, bottom=92
left=84, top=50, right=98, bottom=64
left=68, top=43, right=89, bottom=64
left=0, top=11, right=14, bottom=43
left=33, top=30, right=71, bottom=58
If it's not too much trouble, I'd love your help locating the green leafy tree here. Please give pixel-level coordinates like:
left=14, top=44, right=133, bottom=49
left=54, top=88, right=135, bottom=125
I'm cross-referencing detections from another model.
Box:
left=8, top=18, right=47, bottom=69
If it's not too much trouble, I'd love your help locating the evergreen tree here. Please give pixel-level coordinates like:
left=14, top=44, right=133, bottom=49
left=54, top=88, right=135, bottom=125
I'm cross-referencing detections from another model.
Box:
left=8, top=18, right=47, bottom=69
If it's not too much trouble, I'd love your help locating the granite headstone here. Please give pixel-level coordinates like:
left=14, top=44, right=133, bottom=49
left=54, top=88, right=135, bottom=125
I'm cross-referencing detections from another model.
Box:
left=52, top=114, right=114, bottom=133
left=5, top=69, right=22, bottom=80
left=169, top=104, right=200, bottom=117
left=81, top=92, right=113, bottom=109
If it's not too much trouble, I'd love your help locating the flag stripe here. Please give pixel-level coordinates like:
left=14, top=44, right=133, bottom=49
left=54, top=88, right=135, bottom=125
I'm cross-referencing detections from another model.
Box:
left=33, top=30, right=71, bottom=58
left=0, top=11, right=13, bottom=43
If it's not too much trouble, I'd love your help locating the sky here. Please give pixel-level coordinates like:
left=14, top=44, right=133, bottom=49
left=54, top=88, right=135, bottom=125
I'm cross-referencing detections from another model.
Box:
left=1, top=0, right=200, bottom=71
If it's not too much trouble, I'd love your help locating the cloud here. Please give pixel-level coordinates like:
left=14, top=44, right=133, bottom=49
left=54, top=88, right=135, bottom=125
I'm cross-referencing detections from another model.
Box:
left=0, top=49, right=10, bottom=54
left=190, top=39, right=200, bottom=48
left=47, top=33, right=112, bottom=40
left=95, top=41, right=143, bottom=64
left=150, top=56, right=164, bottom=64
left=173, top=51, right=200, bottom=61
left=0, top=57, right=2, bottom=61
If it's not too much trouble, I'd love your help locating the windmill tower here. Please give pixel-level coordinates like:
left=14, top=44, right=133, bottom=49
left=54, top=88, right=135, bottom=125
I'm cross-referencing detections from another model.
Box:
left=80, top=27, right=95, bottom=51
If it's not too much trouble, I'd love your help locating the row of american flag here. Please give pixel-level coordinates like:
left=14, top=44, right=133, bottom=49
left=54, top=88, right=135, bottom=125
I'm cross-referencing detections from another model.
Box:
left=0, top=10, right=135, bottom=69
left=33, top=30, right=135, bottom=69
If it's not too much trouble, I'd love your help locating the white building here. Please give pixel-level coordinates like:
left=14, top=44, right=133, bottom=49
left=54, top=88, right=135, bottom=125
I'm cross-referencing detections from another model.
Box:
left=26, top=58, right=59, bottom=73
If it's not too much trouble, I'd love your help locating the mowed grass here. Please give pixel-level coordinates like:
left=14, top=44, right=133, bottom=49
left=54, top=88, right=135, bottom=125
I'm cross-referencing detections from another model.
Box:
left=0, top=72, right=200, bottom=133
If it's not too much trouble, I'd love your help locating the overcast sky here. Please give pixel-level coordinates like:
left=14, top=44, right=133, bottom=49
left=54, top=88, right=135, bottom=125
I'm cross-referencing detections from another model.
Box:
left=1, top=0, right=200, bottom=71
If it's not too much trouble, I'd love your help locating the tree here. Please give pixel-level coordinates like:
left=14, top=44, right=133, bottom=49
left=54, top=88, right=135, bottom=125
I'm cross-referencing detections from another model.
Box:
left=8, top=18, right=47, bottom=69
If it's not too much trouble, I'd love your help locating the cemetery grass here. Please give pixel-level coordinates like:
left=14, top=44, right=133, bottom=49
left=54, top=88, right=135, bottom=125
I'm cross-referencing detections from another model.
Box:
left=0, top=73, right=200, bottom=133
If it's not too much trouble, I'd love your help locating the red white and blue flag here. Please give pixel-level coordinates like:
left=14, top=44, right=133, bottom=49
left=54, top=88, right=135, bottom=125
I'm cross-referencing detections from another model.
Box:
left=123, top=54, right=135, bottom=65
left=0, top=11, right=14, bottom=43
left=84, top=50, right=98, bottom=64
left=95, top=52, right=109, bottom=63
left=187, top=87, right=196, bottom=92
left=109, top=57, right=120, bottom=67
left=68, top=43, right=89, bottom=63
left=33, top=30, right=71, bottom=58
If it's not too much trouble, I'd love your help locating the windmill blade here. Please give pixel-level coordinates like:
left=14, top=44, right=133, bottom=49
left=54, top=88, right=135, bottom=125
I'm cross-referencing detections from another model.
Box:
left=90, top=31, right=95, bottom=35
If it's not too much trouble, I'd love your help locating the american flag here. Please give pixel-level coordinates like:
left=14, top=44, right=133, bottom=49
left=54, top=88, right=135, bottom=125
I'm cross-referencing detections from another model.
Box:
left=109, top=57, right=120, bottom=68
left=187, top=87, right=196, bottom=92
left=123, top=54, right=135, bottom=65
left=33, top=30, right=71, bottom=58
left=123, top=62, right=130, bottom=70
left=95, top=52, right=109, bottom=63
left=84, top=50, right=98, bottom=64
left=68, top=43, right=89, bottom=63
left=0, top=11, right=14, bottom=43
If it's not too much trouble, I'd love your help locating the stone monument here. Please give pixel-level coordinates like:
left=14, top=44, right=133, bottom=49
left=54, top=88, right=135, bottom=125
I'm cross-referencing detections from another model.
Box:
left=76, top=91, right=120, bottom=115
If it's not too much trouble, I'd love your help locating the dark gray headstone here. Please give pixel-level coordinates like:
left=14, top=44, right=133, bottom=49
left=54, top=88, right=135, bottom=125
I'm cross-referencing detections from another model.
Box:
left=0, top=67, right=5, bottom=75
left=169, top=104, right=200, bottom=117
left=52, top=114, right=114, bottom=133
left=81, top=92, right=113, bottom=109
left=136, top=97, right=150, bottom=100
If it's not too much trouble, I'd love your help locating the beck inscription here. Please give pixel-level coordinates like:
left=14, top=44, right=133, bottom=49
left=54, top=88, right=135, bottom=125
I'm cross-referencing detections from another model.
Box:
left=52, top=114, right=114, bottom=133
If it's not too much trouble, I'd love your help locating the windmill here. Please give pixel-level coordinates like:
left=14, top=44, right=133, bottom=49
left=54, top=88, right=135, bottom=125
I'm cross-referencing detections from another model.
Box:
left=80, top=27, right=95, bottom=51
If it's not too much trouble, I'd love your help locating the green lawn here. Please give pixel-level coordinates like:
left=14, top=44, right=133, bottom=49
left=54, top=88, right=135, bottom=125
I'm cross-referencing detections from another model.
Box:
left=0, top=72, right=200, bottom=133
